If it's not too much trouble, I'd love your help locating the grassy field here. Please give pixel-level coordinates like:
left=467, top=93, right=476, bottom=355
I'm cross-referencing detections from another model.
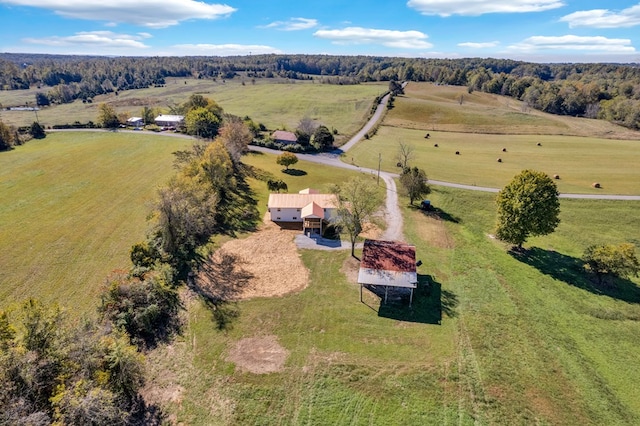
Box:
left=348, top=126, right=640, bottom=194
left=0, top=78, right=386, bottom=144
left=0, top=131, right=190, bottom=315
left=144, top=154, right=640, bottom=424
left=347, top=82, right=640, bottom=195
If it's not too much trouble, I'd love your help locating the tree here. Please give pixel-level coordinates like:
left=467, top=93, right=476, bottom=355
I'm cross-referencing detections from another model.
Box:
left=296, top=116, right=318, bottom=142
left=396, top=141, right=415, bottom=170
left=217, top=119, right=253, bottom=164
left=267, top=179, right=288, bottom=193
left=35, top=92, right=50, bottom=107
left=332, top=177, right=383, bottom=257
left=30, top=121, right=46, bottom=139
left=185, top=106, right=220, bottom=139
left=495, top=169, right=560, bottom=248
left=276, top=152, right=298, bottom=170
left=312, top=125, right=334, bottom=150
left=389, top=80, right=404, bottom=95
left=583, top=243, right=640, bottom=285
left=399, top=167, right=430, bottom=205
left=0, top=121, right=15, bottom=151
left=141, top=106, right=155, bottom=125
left=97, top=103, right=120, bottom=129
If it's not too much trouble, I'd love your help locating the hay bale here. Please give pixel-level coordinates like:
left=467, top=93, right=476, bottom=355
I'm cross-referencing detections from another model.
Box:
left=434, top=143, right=438, bottom=147
left=497, top=158, right=502, bottom=163
left=592, top=182, right=601, bottom=188
left=455, top=151, right=460, bottom=155
left=537, top=142, right=542, bottom=146
left=502, top=148, right=507, bottom=152
left=553, top=174, right=560, bottom=179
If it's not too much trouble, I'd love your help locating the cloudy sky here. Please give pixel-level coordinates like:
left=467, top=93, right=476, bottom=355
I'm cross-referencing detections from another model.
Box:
left=1, top=0, right=640, bottom=62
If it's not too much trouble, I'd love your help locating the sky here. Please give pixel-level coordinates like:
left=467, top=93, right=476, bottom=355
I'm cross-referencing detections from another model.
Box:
left=1, top=0, right=640, bottom=63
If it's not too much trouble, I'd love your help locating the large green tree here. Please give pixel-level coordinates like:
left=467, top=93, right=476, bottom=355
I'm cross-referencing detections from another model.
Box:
left=495, top=169, right=560, bottom=248
left=276, top=152, right=298, bottom=170
left=312, top=125, right=334, bottom=151
left=185, top=107, right=220, bottom=139
left=332, top=177, right=383, bottom=257
left=0, top=121, right=15, bottom=151
left=399, top=166, right=430, bottom=205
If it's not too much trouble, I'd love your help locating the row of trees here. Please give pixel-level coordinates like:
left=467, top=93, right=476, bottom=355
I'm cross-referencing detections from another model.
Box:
left=2, top=53, right=639, bottom=128
left=0, top=120, right=46, bottom=151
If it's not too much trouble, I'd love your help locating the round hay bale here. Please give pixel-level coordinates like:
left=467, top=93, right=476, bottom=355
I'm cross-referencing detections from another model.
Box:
left=434, top=143, right=438, bottom=147
left=537, top=142, right=542, bottom=146
left=553, top=174, right=560, bottom=179
left=497, top=158, right=502, bottom=162
left=455, top=151, right=460, bottom=155
left=502, top=148, right=507, bottom=152
left=592, top=182, right=601, bottom=188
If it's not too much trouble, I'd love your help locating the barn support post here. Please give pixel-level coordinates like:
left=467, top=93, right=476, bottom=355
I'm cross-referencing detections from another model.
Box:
left=360, top=283, right=363, bottom=302
left=384, top=286, right=388, bottom=304
left=409, top=288, right=414, bottom=307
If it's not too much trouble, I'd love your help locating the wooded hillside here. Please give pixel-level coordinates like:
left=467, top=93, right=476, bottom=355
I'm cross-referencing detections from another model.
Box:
left=1, top=53, right=639, bottom=129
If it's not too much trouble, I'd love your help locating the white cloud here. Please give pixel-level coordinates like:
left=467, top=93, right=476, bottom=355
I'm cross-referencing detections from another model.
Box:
left=560, top=5, right=640, bottom=28
left=508, top=35, right=636, bottom=53
left=171, top=43, right=282, bottom=56
left=22, top=31, right=151, bottom=49
left=314, top=27, right=432, bottom=49
left=407, top=0, right=564, bottom=16
left=0, top=0, right=236, bottom=28
left=458, top=41, right=500, bottom=48
left=262, top=18, right=318, bottom=31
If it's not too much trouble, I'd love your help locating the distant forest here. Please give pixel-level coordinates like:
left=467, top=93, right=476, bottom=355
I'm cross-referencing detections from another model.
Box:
left=1, top=53, right=640, bottom=129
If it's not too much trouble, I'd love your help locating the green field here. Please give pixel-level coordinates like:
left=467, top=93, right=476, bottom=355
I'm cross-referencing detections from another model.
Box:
left=144, top=158, right=640, bottom=424
left=348, top=126, right=640, bottom=194
left=0, top=131, right=190, bottom=315
left=0, top=78, right=386, bottom=144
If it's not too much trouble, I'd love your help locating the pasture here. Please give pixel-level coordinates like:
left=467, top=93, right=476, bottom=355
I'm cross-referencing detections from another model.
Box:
left=0, top=131, right=190, bottom=315
left=349, top=126, right=640, bottom=194
left=143, top=153, right=640, bottom=424
left=0, top=78, right=386, bottom=144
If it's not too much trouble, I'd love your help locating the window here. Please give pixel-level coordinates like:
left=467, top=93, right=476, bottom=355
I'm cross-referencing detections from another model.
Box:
left=276, top=217, right=281, bottom=220
left=293, top=217, right=297, bottom=220
left=277, top=208, right=281, bottom=212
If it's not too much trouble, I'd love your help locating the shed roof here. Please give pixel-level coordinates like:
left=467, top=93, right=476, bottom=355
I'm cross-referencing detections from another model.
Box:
left=154, top=114, right=184, bottom=122
left=358, top=239, right=417, bottom=288
left=127, top=116, right=143, bottom=122
left=268, top=193, right=337, bottom=209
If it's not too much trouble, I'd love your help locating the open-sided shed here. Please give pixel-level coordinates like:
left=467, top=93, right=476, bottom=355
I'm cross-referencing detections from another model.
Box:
left=358, top=239, right=418, bottom=306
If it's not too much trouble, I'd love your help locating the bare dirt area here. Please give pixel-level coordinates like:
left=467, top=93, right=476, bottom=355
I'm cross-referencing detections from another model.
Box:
left=413, top=211, right=455, bottom=249
left=198, top=216, right=310, bottom=300
left=226, top=335, right=289, bottom=374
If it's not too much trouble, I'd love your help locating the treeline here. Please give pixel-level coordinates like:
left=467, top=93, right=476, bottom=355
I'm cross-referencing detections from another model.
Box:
left=1, top=96, right=261, bottom=423
left=1, top=53, right=639, bottom=129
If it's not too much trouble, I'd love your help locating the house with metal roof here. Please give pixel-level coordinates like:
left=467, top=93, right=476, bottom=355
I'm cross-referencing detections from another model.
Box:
left=267, top=188, right=337, bottom=234
left=358, top=239, right=418, bottom=306
left=272, top=130, right=298, bottom=145
left=154, top=114, right=184, bottom=127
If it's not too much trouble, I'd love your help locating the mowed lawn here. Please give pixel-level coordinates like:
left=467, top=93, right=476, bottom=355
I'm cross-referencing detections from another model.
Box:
left=349, top=126, right=640, bottom=194
left=144, top=155, right=640, bottom=424
left=0, top=131, right=190, bottom=315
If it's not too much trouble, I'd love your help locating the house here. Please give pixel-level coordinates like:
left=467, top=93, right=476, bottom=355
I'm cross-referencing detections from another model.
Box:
left=358, top=239, right=418, bottom=305
left=267, top=188, right=337, bottom=234
left=127, top=117, right=144, bottom=127
left=272, top=130, right=297, bottom=145
left=154, top=114, right=184, bottom=128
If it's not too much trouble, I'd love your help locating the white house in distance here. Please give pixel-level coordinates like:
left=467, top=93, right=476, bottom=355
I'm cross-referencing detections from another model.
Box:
left=127, top=116, right=144, bottom=127
left=267, top=188, right=337, bottom=234
left=154, top=114, right=184, bottom=127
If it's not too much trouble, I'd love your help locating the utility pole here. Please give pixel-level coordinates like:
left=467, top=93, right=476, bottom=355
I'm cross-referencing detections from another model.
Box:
left=377, top=153, right=381, bottom=185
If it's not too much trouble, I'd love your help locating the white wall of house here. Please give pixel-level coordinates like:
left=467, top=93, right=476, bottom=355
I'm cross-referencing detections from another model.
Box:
left=269, top=207, right=336, bottom=222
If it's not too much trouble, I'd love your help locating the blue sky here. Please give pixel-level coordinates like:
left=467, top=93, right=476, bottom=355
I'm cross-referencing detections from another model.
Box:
left=1, top=0, right=640, bottom=62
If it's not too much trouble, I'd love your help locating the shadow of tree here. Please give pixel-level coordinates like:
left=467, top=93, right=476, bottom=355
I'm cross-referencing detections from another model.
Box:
left=372, top=274, right=458, bottom=324
left=215, top=173, right=261, bottom=236
left=282, top=168, right=307, bottom=176
left=511, top=247, right=640, bottom=304
left=130, top=396, right=169, bottom=425
left=189, top=250, right=254, bottom=330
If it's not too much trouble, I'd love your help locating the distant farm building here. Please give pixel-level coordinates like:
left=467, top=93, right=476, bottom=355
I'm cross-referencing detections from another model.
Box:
left=127, top=117, right=144, bottom=127
left=272, top=130, right=298, bottom=145
left=154, top=114, right=184, bottom=127
left=358, top=239, right=418, bottom=306
left=267, top=188, right=337, bottom=234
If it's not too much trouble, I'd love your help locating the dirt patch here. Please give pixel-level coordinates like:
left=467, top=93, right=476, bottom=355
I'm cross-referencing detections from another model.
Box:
left=340, top=255, right=361, bottom=284
left=199, top=216, right=310, bottom=299
left=227, top=335, right=289, bottom=374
